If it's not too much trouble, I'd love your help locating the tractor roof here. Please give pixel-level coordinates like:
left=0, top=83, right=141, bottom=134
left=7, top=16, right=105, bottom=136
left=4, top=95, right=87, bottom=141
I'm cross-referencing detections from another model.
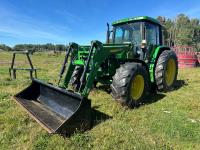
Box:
left=112, top=16, right=161, bottom=26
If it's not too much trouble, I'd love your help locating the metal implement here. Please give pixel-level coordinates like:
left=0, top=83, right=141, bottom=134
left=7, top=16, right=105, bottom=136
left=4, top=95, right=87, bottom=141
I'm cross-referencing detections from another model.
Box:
left=9, top=51, right=38, bottom=79
left=14, top=79, right=91, bottom=135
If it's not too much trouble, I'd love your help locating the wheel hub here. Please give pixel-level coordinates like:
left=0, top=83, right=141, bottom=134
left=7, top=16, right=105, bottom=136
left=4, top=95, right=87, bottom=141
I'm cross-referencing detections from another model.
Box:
left=165, top=58, right=176, bottom=86
left=130, top=74, right=144, bottom=100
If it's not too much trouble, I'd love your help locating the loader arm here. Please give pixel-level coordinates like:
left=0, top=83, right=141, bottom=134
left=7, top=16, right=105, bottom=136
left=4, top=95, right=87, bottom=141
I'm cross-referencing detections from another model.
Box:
left=59, top=43, right=79, bottom=88
left=62, top=40, right=131, bottom=98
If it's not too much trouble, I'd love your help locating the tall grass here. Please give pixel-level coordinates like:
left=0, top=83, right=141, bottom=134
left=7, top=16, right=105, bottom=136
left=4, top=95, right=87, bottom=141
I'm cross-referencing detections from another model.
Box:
left=0, top=52, right=200, bottom=150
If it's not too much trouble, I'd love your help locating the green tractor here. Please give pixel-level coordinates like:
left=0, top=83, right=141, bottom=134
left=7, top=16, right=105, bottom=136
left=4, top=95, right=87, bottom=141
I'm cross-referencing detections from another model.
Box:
left=14, top=16, right=178, bottom=135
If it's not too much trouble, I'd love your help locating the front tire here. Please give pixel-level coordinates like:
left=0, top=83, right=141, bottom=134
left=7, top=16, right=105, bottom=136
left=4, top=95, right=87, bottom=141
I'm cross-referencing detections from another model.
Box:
left=111, top=62, right=149, bottom=107
left=155, top=50, right=178, bottom=92
left=70, top=66, right=83, bottom=91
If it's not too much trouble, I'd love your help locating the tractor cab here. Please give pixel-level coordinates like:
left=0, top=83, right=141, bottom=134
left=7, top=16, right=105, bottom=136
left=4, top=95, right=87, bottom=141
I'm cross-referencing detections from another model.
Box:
left=107, top=16, right=163, bottom=61
left=108, top=16, right=162, bottom=49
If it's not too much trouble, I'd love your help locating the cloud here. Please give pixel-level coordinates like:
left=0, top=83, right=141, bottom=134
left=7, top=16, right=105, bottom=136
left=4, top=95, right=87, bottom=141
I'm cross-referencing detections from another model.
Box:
left=185, top=7, right=200, bottom=18
left=54, top=10, right=83, bottom=24
left=0, top=25, right=67, bottom=41
left=0, top=3, right=73, bottom=45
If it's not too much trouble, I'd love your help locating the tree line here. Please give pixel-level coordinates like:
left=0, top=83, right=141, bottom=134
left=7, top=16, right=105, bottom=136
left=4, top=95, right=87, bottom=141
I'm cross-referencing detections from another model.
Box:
left=157, top=14, right=200, bottom=51
left=1, top=14, right=200, bottom=52
left=13, top=44, right=67, bottom=52
left=0, top=43, right=67, bottom=52
left=0, top=44, right=12, bottom=51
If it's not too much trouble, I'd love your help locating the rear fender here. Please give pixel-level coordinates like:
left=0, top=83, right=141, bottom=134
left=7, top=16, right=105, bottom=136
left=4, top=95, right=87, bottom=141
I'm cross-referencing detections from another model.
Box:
left=149, top=46, right=171, bottom=82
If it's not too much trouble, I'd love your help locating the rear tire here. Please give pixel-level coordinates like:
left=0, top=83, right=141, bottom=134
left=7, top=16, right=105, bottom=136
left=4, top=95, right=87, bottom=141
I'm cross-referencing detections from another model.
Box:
left=111, top=62, right=149, bottom=108
left=155, top=50, right=178, bottom=92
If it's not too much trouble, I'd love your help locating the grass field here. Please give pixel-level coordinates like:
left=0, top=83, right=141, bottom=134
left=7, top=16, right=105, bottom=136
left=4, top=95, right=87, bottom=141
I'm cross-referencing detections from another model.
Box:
left=0, top=51, right=200, bottom=150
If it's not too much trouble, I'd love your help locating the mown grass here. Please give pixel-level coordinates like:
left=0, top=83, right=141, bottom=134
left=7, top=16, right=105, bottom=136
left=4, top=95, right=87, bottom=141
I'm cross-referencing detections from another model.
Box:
left=0, top=51, right=200, bottom=150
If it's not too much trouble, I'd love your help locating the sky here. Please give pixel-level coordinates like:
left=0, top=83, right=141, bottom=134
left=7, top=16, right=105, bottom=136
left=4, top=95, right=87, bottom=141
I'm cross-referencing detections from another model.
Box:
left=1, top=0, right=200, bottom=47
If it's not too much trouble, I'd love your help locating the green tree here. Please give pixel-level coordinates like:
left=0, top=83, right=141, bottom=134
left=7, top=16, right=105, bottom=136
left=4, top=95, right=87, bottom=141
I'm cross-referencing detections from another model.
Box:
left=175, top=14, right=193, bottom=46
left=158, top=14, right=200, bottom=51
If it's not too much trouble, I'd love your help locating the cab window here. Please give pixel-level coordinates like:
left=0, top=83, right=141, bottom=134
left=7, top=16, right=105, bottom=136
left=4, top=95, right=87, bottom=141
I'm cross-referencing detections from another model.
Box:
left=113, top=22, right=142, bottom=46
left=145, top=23, right=160, bottom=45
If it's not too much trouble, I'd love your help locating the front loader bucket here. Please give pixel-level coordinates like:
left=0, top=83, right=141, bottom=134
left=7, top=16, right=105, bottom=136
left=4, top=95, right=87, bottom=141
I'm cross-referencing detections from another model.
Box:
left=13, top=79, right=91, bottom=135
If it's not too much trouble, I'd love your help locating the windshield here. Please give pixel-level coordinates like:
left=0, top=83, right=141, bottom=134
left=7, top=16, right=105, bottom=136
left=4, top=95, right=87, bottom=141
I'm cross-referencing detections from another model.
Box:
left=113, top=22, right=142, bottom=46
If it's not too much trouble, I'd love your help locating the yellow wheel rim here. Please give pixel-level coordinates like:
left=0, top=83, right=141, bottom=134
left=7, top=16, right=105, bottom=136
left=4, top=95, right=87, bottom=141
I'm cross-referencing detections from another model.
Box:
left=165, top=58, right=176, bottom=86
left=130, top=75, right=144, bottom=100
